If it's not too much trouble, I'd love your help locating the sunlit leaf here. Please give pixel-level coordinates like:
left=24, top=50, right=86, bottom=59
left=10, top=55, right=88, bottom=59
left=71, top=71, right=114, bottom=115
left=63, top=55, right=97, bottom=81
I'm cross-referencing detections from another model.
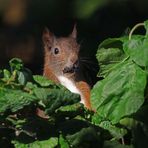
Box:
left=91, top=61, right=147, bottom=124
left=33, top=75, right=55, bottom=87
left=123, top=36, right=148, bottom=67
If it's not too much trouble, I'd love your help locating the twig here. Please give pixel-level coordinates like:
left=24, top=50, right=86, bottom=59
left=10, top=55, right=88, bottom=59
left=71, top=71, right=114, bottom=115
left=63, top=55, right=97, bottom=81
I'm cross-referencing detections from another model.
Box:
left=129, top=23, right=144, bottom=40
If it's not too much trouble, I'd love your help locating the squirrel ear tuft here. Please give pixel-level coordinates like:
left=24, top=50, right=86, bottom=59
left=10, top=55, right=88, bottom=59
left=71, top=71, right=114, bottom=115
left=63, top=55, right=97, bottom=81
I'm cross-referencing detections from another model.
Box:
left=70, top=24, right=77, bottom=39
left=42, top=27, right=54, bottom=46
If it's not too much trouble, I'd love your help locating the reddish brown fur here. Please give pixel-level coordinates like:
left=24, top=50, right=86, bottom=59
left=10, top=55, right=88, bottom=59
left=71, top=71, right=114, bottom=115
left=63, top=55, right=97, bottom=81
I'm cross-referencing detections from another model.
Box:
left=42, top=26, right=92, bottom=110
left=76, top=81, right=91, bottom=109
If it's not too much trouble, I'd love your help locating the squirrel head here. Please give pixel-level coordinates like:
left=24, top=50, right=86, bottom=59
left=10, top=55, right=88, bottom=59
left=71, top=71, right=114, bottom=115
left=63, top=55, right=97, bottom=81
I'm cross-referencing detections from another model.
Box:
left=42, top=25, right=80, bottom=77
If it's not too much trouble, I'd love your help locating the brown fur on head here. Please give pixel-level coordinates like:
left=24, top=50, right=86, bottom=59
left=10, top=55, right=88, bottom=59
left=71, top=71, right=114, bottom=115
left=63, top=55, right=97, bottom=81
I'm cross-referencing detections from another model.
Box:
left=42, top=26, right=80, bottom=78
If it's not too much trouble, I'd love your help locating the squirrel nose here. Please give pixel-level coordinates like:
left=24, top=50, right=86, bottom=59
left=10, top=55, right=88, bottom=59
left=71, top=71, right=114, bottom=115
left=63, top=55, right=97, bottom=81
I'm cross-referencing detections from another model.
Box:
left=73, top=60, right=79, bottom=71
left=63, top=60, right=79, bottom=74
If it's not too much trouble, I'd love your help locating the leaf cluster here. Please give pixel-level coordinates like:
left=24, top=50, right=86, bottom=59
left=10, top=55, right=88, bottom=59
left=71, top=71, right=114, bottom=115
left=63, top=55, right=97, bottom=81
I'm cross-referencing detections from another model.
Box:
left=91, top=20, right=148, bottom=147
left=1, top=58, right=97, bottom=147
left=1, top=20, right=148, bottom=147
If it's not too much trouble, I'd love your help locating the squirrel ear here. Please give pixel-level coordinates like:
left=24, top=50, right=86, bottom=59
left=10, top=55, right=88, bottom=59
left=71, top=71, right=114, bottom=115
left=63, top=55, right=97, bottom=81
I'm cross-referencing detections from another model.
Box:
left=42, top=27, right=54, bottom=46
left=70, top=24, right=77, bottom=39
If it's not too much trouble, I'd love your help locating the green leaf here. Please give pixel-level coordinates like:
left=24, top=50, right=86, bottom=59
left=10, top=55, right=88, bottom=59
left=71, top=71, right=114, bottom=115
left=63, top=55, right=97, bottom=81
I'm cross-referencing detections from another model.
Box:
left=33, top=88, right=49, bottom=100
left=97, top=38, right=127, bottom=77
left=98, top=38, right=125, bottom=49
left=59, top=134, right=69, bottom=148
left=17, top=71, right=26, bottom=85
left=33, top=75, right=55, bottom=87
left=0, top=89, right=37, bottom=113
left=92, top=116, right=127, bottom=139
left=3, top=69, right=11, bottom=80
left=91, top=61, right=147, bottom=124
left=57, top=103, right=83, bottom=112
left=144, top=20, right=148, bottom=36
left=12, top=137, right=58, bottom=148
left=103, top=140, right=133, bottom=148
left=55, top=103, right=84, bottom=120
left=97, top=48, right=127, bottom=77
left=99, top=121, right=127, bottom=139
left=25, top=82, right=37, bottom=89
left=44, top=88, right=80, bottom=114
left=67, top=127, right=102, bottom=147
left=123, top=35, right=148, bottom=67
left=119, top=117, right=138, bottom=130
left=9, top=58, right=24, bottom=71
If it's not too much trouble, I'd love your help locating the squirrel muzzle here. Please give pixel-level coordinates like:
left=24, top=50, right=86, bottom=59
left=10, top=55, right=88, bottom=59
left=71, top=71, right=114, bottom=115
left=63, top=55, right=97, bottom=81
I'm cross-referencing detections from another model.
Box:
left=63, top=60, right=79, bottom=74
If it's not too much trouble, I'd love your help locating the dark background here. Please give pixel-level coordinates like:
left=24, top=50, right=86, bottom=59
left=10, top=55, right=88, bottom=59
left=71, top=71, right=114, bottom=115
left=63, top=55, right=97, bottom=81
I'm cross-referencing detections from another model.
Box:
left=0, top=0, right=148, bottom=77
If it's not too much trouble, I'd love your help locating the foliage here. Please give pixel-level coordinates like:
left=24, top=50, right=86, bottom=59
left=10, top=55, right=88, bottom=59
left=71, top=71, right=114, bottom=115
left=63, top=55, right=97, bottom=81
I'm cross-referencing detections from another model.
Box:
left=1, top=20, right=148, bottom=147
left=0, top=58, right=100, bottom=147
left=91, top=20, right=148, bottom=147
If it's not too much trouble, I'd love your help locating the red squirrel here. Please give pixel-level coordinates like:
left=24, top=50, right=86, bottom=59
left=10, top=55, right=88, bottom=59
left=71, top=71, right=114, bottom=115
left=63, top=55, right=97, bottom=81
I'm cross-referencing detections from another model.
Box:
left=42, top=26, right=91, bottom=110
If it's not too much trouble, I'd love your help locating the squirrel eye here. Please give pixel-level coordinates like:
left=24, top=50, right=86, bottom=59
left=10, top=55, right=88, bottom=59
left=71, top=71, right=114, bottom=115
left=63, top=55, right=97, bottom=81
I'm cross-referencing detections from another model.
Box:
left=54, top=48, right=59, bottom=54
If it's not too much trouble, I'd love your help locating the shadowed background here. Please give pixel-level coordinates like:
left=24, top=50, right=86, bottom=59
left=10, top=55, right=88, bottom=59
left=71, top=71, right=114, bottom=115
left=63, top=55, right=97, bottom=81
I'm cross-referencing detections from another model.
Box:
left=0, top=0, right=148, bottom=80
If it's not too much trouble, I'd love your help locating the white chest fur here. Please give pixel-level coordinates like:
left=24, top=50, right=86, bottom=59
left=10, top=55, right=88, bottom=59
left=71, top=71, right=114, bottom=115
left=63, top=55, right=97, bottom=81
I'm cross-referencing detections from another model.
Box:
left=57, top=76, right=84, bottom=104
left=58, top=76, right=80, bottom=94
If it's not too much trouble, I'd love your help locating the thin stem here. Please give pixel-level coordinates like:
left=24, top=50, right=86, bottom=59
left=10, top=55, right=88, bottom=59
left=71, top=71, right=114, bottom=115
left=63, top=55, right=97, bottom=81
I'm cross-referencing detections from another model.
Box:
left=129, top=23, right=144, bottom=40
left=121, top=137, right=125, bottom=145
